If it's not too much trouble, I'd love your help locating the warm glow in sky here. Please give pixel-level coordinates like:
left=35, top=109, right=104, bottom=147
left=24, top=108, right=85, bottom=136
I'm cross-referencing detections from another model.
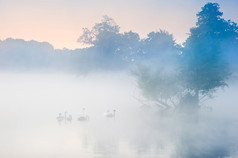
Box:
left=0, top=0, right=237, bottom=49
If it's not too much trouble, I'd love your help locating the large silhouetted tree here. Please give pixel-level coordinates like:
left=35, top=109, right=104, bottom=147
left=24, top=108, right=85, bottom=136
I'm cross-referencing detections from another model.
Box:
left=181, top=3, right=238, bottom=108
left=133, top=3, right=238, bottom=111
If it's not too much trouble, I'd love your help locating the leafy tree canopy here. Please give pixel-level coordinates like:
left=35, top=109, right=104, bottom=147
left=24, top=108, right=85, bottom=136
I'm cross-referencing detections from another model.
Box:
left=78, top=15, right=141, bottom=68
left=181, top=2, right=237, bottom=106
left=134, top=3, right=238, bottom=110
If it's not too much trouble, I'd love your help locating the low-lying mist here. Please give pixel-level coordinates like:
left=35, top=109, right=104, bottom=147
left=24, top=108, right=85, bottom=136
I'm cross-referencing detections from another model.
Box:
left=0, top=71, right=238, bottom=158
left=0, top=3, right=238, bottom=157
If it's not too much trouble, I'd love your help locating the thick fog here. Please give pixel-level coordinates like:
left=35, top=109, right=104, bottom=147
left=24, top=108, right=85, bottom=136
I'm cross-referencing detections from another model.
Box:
left=0, top=71, right=165, bottom=158
left=0, top=72, right=238, bottom=158
left=1, top=2, right=238, bottom=158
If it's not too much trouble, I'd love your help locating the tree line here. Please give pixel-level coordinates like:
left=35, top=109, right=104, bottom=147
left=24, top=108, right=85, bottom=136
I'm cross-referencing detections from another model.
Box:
left=0, top=3, right=237, bottom=109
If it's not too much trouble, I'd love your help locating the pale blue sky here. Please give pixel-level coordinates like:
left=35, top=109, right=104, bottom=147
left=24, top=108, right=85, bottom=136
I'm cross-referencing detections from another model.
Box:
left=0, top=0, right=237, bottom=49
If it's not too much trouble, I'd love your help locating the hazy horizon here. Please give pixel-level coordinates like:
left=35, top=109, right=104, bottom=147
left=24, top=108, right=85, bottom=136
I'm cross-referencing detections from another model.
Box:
left=1, top=1, right=238, bottom=158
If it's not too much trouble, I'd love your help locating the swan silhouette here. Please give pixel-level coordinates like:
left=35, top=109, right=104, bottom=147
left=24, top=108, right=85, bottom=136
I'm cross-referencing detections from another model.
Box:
left=104, top=109, right=116, bottom=118
left=77, top=108, right=89, bottom=121
left=56, top=113, right=64, bottom=123
left=57, top=112, right=72, bottom=124
left=67, top=114, right=72, bottom=122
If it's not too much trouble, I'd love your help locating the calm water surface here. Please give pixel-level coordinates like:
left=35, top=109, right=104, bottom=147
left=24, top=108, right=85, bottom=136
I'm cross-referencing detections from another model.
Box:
left=1, top=72, right=238, bottom=158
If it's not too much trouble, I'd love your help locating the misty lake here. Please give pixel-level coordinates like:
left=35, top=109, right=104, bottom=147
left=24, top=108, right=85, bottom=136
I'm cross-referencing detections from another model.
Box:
left=1, top=72, right=238, bottom=158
